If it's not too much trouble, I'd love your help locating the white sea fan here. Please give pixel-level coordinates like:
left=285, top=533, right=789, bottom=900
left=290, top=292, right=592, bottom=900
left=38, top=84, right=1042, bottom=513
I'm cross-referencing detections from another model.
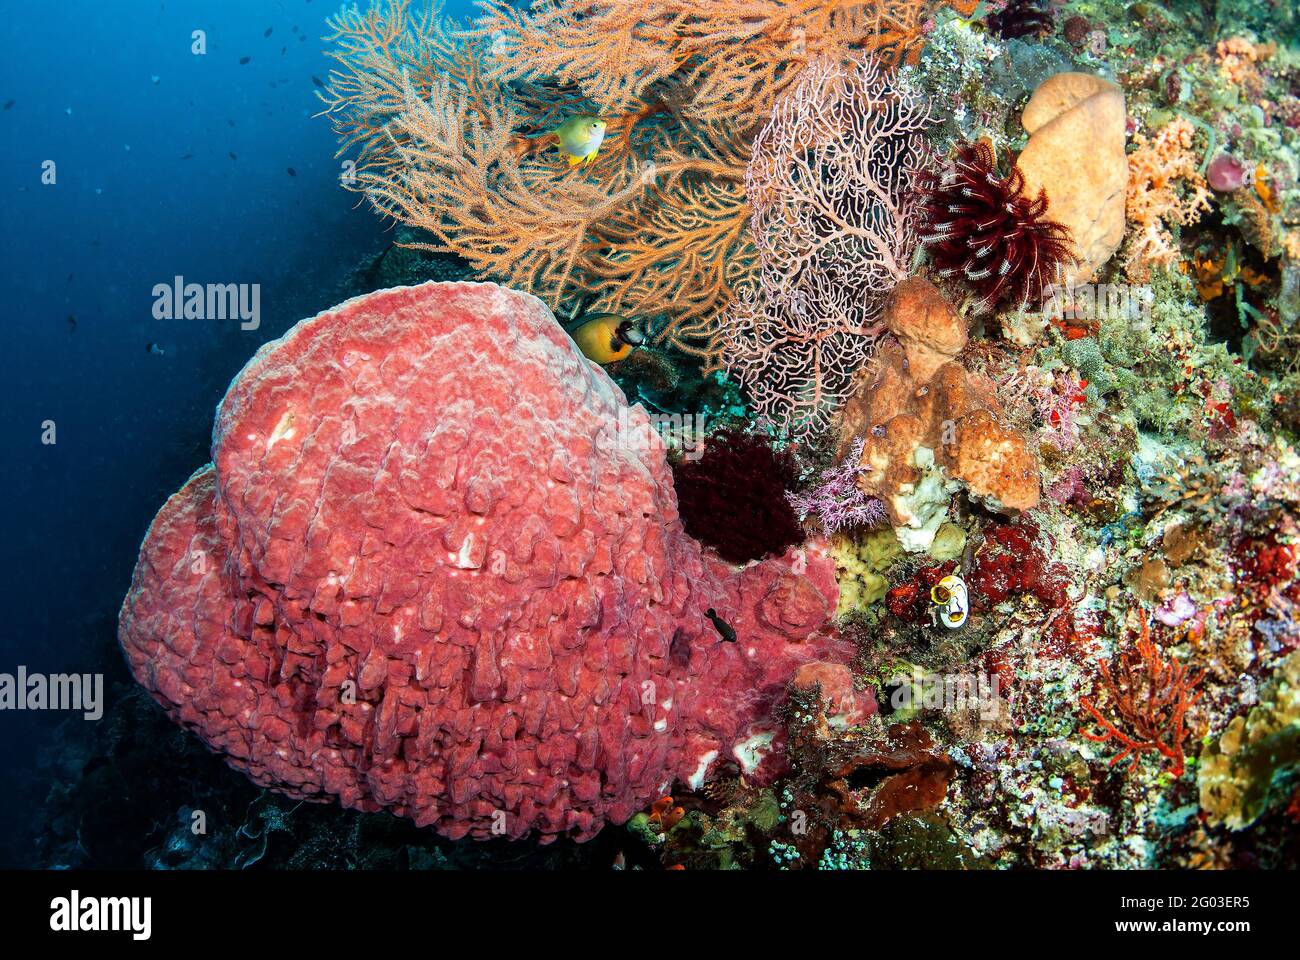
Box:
left=723, top=54, right=930, bottom=438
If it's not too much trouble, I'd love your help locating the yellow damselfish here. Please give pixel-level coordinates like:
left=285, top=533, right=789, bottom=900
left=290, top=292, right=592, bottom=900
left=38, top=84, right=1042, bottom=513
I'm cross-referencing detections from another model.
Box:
left=555, top=115, right=607, bottom=167
left=569, top=313, right=644, bottom=364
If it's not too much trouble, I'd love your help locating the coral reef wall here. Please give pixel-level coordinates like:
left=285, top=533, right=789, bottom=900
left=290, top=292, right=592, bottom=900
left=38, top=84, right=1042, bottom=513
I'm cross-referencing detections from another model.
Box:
left=113, top=0, right=1300, bottom=869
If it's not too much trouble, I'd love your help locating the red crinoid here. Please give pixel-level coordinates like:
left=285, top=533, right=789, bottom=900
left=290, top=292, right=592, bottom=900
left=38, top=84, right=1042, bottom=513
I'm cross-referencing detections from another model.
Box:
left=915, top=141, right=1075, bottom=311
left=985, top=0, right=1055, bottom=40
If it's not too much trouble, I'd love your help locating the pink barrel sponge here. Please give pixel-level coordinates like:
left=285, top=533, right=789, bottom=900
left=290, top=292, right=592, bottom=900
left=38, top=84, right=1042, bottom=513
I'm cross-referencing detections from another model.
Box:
left=119, top=282, right=870, bottom=842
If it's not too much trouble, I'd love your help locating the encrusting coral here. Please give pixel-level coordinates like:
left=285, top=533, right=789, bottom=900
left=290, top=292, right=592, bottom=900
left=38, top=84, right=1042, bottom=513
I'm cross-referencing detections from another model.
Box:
left=830, top=527, right=904, bottom=614
left=320, top=0, right=971, bottom=366
left=835, top=278, right=1040, bottom=550
left=818, top=721, right=956, bottom=830
left=1198, top=649, right=1300, bottom=829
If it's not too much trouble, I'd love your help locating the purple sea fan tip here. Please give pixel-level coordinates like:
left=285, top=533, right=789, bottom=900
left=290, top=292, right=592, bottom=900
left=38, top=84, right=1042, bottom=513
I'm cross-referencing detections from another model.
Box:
left=787, top=438, right=890, bottom=534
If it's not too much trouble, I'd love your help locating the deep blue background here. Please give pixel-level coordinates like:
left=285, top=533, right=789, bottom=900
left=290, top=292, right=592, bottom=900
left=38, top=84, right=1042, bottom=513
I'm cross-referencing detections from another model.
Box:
left=0, top=0, right=476, bottom=858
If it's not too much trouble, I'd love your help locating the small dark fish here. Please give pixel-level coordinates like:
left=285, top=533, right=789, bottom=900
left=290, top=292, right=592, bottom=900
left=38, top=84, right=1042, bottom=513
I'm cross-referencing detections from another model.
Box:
left=264, top=27, right=273, bottom=38
left=311, top=75, right=325, bottom=88
left=3, top=99, right=13, bottom=110
left=286, top=166, right=297, bottom=177
left=227, top=118, right=236, bottom=127
left=146, top=342, right=166, bottom=356
left=239, top=56, right=251, bottom=65
left=705, top=608, right=736, bottom=643
left=179, top=153, right=194, bottom=160
left=66, top=314, right=77, bottom=333
left=292, top=24, right=300, bottom=34
left=281, top=46, right=287, bottom=55
left=228, top=151, right=237, bottom=160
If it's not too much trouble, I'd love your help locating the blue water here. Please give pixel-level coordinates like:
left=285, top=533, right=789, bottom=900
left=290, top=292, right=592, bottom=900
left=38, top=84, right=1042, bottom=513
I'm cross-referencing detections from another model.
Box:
left=0, top=0, right=476, bottom=862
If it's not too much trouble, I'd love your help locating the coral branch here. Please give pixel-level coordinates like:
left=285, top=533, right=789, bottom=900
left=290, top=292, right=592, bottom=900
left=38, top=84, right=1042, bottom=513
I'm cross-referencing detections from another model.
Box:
left=477, top=0, right=952, bottom=123
left=787, top=438, right=890, bottom=534
left=1123, top=119, right=1213, bottom=280
left=1079, top=619, right=1203, bottom=777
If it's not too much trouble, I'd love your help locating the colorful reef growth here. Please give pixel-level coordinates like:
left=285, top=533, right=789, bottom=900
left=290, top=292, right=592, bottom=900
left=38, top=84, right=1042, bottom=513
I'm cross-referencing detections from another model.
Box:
left=724, top=53, right=929, bottom=436
left=112, top=0, right=1300, bottom=869
left=669, top=428, right=805, bottom=564
left=836, top=278, right=1040, bottom=550
left=915, top=140, right=1075, bottom=311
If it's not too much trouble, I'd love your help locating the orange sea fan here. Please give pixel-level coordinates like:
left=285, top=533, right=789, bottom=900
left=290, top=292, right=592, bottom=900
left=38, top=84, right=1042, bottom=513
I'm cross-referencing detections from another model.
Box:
left=320, top=0, right=969, bottom=364
left=477, top=0, right=959, bottom=124
left=319, top=0, right=490, bottom=175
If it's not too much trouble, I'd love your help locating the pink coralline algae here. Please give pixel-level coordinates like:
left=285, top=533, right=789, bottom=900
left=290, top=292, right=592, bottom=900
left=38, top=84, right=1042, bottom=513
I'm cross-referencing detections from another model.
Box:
left=1207, top=152, right=1249, bottom=192
left=118, top=282, right=869, bottom=842
left=1155, top=592, right=1197, bottom=627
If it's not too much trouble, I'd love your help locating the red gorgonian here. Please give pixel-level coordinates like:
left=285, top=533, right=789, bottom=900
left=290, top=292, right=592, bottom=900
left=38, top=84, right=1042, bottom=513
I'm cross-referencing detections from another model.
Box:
left=915, top=140, right=1075, bottom=312
left=1079, top=618, right=1203, bottom=777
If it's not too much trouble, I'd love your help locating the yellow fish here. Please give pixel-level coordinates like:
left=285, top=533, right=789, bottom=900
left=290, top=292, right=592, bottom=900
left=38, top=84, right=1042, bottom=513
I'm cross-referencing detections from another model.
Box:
left=570, top=313, right=644, bottom=364
left=555, top=115, right=607, bottom=167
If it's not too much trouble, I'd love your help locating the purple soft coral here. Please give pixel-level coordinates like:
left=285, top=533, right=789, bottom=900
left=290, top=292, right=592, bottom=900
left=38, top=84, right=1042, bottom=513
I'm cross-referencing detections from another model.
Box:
left=787, top=438, right=890, bottom=534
